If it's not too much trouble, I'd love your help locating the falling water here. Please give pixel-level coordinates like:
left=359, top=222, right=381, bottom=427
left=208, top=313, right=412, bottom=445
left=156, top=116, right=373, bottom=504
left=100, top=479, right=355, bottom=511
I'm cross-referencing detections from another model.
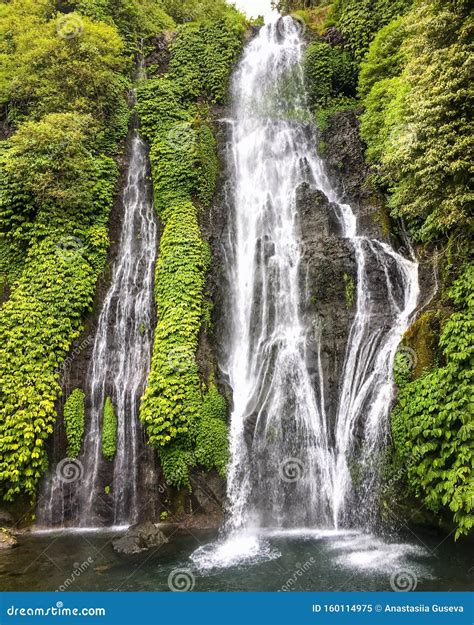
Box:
left=38, top=133, right=158, bottom=527
left=194, top=15, right=418, bottom=562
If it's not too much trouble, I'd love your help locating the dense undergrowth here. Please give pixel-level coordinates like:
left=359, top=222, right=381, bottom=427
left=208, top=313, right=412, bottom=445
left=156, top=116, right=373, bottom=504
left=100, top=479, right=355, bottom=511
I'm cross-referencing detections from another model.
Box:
left=0, top=0, right=143, bottom=501
left=296, top=0, right=473, bottom=537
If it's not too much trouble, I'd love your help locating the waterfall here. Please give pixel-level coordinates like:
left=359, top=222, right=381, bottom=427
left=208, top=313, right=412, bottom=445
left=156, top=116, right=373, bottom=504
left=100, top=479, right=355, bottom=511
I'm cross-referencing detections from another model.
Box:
left=37, top=132, right=158, bottom=527
left=218, top=17, right=419, bottom=536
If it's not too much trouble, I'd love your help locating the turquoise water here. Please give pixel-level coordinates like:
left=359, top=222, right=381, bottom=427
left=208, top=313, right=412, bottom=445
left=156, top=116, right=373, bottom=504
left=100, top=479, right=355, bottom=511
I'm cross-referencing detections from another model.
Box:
left=0, top=527, right=471, bottom=592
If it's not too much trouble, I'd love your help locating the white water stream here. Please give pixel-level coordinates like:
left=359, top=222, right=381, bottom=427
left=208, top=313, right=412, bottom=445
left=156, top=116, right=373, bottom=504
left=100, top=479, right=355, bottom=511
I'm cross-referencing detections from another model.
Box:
left=192, top=16, right=419, bottom=568
left=38, top=134, right=157, bottom=527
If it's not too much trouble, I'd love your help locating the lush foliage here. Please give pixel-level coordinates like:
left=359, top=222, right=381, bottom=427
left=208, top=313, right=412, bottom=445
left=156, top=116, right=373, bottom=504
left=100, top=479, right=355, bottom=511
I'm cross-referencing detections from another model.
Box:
left=304, top=40, right=356, bottom=107
left=101, top=397, right=117, bottom=461
left=328, top=0, right=413, bottom=62
left=167, top=15, right=246, bottom=104
left=60, top=0, right=175, bottom=55
left=0, top=117, right=116, bottom=500
left=195, top=384, right=229, bottom=477
left=137, top=7, right=244, bottom=487
left=160, top=0, right=234, bottom=24
left=0, top=2, right=128, bottom=144
left=139, top=196, right=210, bottom=448
left=392, top=268, right=473, bottom=538
left=159, top=384, right=229, bottom=489
left=353, top=0, right=473, bottom=537
left=0, top=0, right=243, bottom=503
left=0, top=0, right=128, bottom=502
left=63, top=389, right=86, bottom=458
left=360, top=0, right=473, bottom=242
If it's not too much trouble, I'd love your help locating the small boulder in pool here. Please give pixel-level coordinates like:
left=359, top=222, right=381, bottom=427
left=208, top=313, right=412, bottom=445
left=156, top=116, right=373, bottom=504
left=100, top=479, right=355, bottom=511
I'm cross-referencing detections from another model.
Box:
left=0, top=528, right=18, bottom=550
left=112, top=522, right=168, bottom=555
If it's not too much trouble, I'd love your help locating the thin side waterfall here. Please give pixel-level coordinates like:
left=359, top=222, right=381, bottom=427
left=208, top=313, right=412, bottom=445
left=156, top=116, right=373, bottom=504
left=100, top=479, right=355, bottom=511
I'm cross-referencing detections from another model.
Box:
left=37, top=132, right=158, bottom=527
left=192, top=16, right=418, bottom=566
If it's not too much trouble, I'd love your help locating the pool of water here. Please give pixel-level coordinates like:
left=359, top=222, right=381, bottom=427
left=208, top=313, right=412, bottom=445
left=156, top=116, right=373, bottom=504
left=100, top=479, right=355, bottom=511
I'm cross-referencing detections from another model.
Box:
left=1, top=526, right=471, bottom=592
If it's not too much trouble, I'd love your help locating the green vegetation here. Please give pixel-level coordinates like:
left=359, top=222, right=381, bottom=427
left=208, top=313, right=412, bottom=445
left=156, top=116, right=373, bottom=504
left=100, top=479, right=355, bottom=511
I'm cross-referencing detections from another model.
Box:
left=0, top=114, right=116, bottom=500
left=195, top=384, right=229, bottom=477
left=327, top=0, right=413, bottom=62
left=63, top=389, right=86, bottom=459
left=392, top=268, right=473, bottom=539
left=137, top=5, right=245, bottom=487
left=359, top=0, right=474, bottom=537
left=0, top=0, right=152, bottom=503
left=161, top=0, right=233, bottom=24
left=357, top=0, right=473, bottom=537
left=343, top=273, right=354, bottom=308
left=359, top=0, right=472, bottom=242
left=304, top=41, right=356, bottom=107
left=300, top=0, right=472, bottom=537
left=0, top=0, right=244, bottom=504
left=158, top=383, right=229, bottom=490
left=101, top=397, right=117, bottom=461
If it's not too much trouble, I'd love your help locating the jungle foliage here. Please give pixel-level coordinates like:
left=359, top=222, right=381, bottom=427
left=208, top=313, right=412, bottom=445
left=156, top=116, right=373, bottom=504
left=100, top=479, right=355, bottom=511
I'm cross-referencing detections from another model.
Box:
left=0, top=0, right=163, bottom=502
left=301, top=0, right=473, bottom=536
left=0, top=0, right=245, bottom=503
left=101, top=396, right=117, bottom=461
left=63, top=388, right=86, bottom=459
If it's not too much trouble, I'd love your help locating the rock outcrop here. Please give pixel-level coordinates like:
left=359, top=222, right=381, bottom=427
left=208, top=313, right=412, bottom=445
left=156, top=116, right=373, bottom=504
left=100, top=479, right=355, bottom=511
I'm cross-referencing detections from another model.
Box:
left=112, top=522, right=168, bottom=555
left=0, top=528, right=18, bottom=550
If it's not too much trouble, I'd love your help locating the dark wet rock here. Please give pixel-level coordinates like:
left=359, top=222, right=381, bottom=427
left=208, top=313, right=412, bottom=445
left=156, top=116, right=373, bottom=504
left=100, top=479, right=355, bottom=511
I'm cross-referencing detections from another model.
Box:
left=112, top=522, right=168, bottom=555
left=323, top=27, right=346, bottom=47
left=144, top=32, right=175, bottom=76
left=0, top=529, right=18, bottom=550
left=297, top=183, right=356, bottom=427
left=320, top=109, right=392, bottom=242
left=188, top=471, right=226, bottom=527
left=0, top=510, right=14, bottom=527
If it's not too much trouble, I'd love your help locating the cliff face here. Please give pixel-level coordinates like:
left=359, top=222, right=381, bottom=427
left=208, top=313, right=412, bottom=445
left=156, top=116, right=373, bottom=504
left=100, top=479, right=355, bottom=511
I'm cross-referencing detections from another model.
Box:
left=205, top=107, right=397, bottom=511
left=299, top=111, right=392, bottom=431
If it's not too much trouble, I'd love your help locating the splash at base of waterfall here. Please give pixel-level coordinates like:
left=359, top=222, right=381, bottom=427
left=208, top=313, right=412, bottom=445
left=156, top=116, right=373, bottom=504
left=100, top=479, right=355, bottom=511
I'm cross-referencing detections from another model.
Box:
left=190, top=529, right=432, bottom=579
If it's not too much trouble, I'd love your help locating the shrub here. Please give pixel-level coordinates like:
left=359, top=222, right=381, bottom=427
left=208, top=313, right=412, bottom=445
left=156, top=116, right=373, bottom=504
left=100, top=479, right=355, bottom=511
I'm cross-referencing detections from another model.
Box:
left=304, top=41, right=356, bottom=107
left=101, top=396, right=117, bottom=461
left=63, top=389, right=86, bottom=458
left=392, top=267, right=474, bottom=538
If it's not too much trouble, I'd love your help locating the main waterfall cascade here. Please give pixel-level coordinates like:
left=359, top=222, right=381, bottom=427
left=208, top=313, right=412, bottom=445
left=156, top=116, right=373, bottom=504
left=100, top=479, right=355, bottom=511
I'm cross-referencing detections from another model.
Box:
left=38, top=133, right=158, bottom=527
left=193, top=15, right=419, bottom=564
